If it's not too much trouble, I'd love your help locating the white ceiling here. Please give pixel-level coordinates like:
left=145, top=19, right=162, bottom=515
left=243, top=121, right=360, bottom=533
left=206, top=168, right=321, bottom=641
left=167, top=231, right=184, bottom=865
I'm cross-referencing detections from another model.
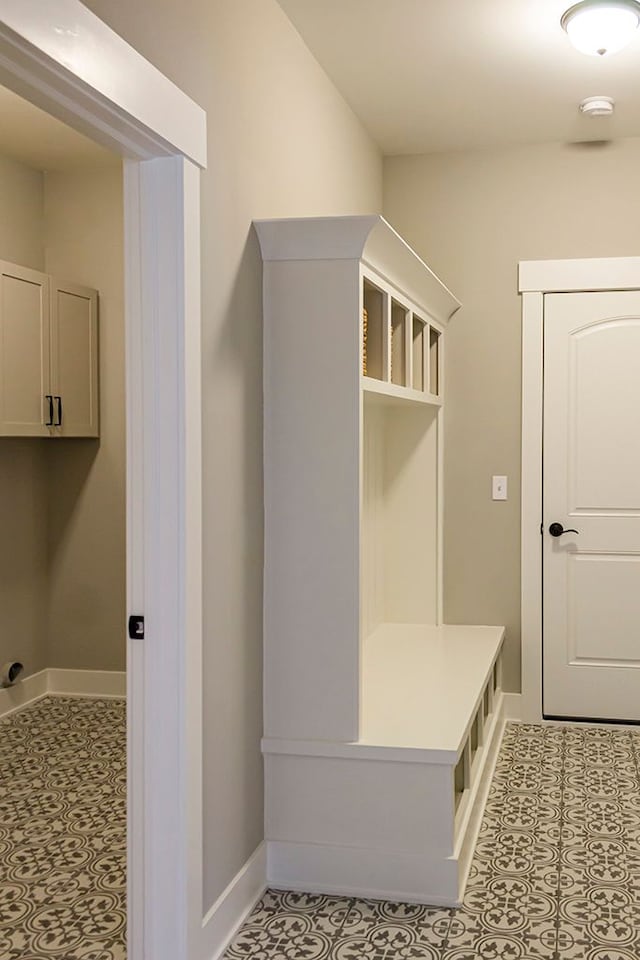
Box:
left=0, top=85, right=118, bottom=172
left=277, top=0, right=640, bottom=154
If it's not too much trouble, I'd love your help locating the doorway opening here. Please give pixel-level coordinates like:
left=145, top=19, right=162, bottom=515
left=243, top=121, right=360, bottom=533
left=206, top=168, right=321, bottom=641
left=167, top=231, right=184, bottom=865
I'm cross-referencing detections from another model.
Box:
left=519, top=257, right=640, bottom=725
left=0, top=6, right=206, bottom=959
left=0, top=82, right=127, bottom=955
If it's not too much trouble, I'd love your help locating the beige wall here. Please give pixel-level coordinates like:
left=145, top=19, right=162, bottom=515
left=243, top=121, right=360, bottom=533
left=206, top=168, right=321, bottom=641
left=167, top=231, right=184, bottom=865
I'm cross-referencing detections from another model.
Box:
left=0, top=153, right=44, bottom=269
left=384, top=137, right=640, bottom=692
left=44, top=166, right=125, bottom=672
left=0, top=441, right=49, bottom=678
left=81, top=0, right=382, bottom=908
left=0, top=154, right=48, bottom=679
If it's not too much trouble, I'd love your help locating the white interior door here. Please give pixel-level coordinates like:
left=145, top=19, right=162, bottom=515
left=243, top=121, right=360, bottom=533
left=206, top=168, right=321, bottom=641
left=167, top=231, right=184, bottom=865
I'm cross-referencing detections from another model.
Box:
left=544, top=290, right=640, bottom=720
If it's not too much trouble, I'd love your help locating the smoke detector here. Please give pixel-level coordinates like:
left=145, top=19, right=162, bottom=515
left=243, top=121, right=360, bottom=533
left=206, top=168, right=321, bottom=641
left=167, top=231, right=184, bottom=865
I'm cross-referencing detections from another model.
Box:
left=579, top=96, right=615, bottom=116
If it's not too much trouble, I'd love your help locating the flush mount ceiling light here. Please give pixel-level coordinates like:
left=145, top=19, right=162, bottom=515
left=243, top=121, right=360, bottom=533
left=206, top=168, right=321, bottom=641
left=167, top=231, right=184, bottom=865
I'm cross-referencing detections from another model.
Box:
left=561, top=0, right=640, bottom=55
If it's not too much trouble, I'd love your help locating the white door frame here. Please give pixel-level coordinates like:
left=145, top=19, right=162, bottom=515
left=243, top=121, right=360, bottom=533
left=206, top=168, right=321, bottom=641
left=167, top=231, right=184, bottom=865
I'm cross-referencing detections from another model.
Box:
left=0, top=4, right=206, bottom=959
left=519, top=257, right=640, bottom=723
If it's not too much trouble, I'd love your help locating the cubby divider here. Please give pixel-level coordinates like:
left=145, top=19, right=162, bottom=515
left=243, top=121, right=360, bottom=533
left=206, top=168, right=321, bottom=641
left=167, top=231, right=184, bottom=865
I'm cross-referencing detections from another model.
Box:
left=363, top=278, right=386, bottom=382
left=391, top=299, right=407, bottom=386
left=429, top=326, right=440, bottom=396
left=454, top=752, right=467, bottom=810
left=412, top=316, right=426, bottom=390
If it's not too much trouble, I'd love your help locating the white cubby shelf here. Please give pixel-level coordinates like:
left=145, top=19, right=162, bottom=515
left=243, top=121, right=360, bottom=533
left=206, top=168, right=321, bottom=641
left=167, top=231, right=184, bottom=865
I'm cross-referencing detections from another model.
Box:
left=256, top=215, right=506, bottom=906
left=362, top=377, right=442, bottom=408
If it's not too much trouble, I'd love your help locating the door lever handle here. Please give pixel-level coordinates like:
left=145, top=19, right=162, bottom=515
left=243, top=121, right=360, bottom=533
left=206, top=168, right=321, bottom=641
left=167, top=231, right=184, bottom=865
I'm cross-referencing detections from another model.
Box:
left=549, top=522, right=580, bottom=537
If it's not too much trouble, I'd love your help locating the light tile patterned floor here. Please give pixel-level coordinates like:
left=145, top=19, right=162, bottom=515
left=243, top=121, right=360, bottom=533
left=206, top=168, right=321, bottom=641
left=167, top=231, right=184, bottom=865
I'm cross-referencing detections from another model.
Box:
left=225, top=722, right=640, bottom=959
left=0, top=696, right=126, bottom=960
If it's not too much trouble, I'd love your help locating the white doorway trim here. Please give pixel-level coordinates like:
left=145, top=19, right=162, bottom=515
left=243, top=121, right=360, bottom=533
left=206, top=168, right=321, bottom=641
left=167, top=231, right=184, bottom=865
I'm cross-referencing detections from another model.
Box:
left=0, top=4, right=206, bottom=959
left=519, top=257, right=640, bottom=724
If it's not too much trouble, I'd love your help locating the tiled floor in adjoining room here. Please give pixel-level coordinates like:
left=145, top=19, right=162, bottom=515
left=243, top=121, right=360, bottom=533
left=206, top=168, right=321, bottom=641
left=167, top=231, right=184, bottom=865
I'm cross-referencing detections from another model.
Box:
left=0, top=696, right=126, bottom=960
left=225, top=722, right=640, bottom=959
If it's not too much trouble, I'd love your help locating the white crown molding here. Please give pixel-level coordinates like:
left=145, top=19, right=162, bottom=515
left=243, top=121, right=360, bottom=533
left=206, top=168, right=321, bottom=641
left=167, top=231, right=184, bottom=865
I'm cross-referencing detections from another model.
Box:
left=255, top=215, right=460, bottom=323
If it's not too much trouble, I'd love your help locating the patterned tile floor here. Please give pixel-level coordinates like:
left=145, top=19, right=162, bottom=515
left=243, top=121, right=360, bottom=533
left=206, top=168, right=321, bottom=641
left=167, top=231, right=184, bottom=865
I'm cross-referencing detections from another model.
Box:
left=0, top=696, right=126, bottom=960
left=225, top=722, right=640, bottom=959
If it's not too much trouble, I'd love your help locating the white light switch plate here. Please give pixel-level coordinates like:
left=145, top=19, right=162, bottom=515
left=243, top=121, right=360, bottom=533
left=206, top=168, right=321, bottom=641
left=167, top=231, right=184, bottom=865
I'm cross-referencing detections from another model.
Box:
left=492, top=475, right=507, bottom=500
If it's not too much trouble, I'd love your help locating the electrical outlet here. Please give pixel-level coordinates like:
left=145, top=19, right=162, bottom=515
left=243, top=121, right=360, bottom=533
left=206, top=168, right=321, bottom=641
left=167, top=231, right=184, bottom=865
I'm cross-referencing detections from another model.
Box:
left=492, top=475, right=507, bottom=501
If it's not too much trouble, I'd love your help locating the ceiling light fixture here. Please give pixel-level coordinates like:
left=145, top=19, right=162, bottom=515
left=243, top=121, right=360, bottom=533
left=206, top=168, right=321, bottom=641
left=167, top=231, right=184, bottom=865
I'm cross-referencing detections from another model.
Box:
left=561, top=0, right=640, bottom=55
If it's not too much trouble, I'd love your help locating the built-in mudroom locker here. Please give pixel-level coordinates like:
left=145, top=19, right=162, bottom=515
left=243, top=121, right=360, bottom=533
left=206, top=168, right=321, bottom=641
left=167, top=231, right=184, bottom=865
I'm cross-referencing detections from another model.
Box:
left=256, top=215, right=505, bottom=906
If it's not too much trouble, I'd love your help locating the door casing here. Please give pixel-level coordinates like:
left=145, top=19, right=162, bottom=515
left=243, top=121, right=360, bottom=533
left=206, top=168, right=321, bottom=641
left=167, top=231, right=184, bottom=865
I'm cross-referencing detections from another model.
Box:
left=519, top=257, right=640, bottom=723
left=0, top=3, right=207, bottom=958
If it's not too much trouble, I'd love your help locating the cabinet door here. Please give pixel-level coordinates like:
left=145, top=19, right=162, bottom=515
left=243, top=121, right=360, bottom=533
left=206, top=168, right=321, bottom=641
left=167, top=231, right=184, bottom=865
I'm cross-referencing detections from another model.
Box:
left=0, top=261, right=51, bottom=437
left=50, top=281, right=99, bottom=437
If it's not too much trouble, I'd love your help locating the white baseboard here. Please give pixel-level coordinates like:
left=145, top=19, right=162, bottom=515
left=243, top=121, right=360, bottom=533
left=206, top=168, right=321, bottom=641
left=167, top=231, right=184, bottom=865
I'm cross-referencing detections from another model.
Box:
left=0, top=669, right=48, bottom=717
left=201, top=842, right=267, bottom=960
left=0, top=668, right=126, bottom=717
left=503, top=692, right=522, bottom=720
left=47, top=668, right=126, bottom=698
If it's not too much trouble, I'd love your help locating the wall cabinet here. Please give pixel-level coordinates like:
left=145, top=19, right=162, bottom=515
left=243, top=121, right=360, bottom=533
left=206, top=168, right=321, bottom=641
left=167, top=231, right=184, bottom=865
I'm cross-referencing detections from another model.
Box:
left=256, top=216, right=506, bottom=906
left=0, top=260, right=99, bottom=438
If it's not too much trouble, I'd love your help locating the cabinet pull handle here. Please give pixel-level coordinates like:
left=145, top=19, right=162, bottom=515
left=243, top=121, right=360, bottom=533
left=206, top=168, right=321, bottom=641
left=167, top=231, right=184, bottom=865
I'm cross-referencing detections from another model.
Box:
left=45, top=395, right=54, bottom=426
left=55, top=395, right=63, bottom=427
